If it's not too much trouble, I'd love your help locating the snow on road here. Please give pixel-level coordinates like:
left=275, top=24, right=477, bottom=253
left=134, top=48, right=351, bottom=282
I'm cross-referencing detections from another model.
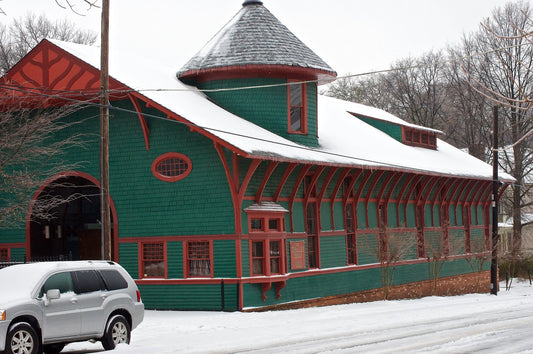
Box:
left=64, top=281, right=533, bottom=353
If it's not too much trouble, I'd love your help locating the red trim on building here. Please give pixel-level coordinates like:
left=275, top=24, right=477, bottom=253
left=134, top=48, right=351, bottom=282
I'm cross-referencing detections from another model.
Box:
left=139, top=241, right=168, bottom=279
left=128, top=93, right=150, bottom=150
left=178, top=64, right=337, bottom=85
left=329, top=168, right=351, bottom=230
left=287, top=80, right=308, bottom=134
left=273, top=163, right=297, bottom=202
left=183, top=240, right=214, bottom=278
left=151, top=152, right=192, bottom=182
left=256, top=161, right=279, bottom=202
left=0, top=39, right=129, bottom=109
left=288, top=165, right=312, bottom=233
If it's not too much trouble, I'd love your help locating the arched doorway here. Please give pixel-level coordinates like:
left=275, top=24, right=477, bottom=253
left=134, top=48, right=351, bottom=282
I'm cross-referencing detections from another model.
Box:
left=28, top=173, right=115, bottom=261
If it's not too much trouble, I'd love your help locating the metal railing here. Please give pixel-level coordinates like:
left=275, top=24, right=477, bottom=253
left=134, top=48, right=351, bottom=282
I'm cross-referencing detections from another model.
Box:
left=0, top=253, right=73, bottom=269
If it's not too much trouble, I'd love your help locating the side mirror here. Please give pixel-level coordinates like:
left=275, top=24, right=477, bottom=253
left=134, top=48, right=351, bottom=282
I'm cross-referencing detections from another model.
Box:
left=46, top=289, right=61, bottom=300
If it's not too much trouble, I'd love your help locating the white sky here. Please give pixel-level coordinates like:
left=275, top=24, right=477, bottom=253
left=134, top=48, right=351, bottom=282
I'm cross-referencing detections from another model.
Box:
left=1, top=0, right=515, bottom=75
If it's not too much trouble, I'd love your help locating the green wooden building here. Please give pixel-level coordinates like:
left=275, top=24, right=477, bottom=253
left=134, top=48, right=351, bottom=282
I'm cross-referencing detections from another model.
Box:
left=0, top=0, right=513, bottom=310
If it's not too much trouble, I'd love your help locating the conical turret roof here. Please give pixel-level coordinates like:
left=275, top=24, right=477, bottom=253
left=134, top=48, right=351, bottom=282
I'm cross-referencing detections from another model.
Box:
left=177, top=1, right=337, bottom=84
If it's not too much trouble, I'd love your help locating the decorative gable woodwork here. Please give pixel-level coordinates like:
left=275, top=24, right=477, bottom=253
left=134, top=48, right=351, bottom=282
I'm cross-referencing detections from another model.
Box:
left=0, top=39, right=128, bottom=108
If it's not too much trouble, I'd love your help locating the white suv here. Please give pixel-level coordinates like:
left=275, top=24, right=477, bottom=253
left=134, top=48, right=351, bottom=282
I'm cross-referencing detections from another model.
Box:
left=0, top=261, right=144, bottom=354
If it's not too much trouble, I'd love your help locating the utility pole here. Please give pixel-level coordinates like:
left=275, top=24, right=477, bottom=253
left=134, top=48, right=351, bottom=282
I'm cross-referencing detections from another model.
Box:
left=100, top=0, right=111, bottom=261
left=490, top=105, right=499, bottom=295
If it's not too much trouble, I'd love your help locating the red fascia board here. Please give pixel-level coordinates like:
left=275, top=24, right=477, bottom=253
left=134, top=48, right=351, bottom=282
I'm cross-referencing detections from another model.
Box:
left=178, top=64, right=337, bottom=85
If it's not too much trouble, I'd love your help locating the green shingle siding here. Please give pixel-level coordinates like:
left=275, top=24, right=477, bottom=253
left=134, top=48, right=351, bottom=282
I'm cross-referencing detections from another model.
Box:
left=199, top=79, right=319, bottom=147
left=119, top=242, right=139, bottom=279
left=10, top=248, right=25, bottom=261
left=319, top=235, right=346, bottom=268
left=167, top=241, right=183, bottom=278
left=139, top=283, right=238, bottom=311
left=214, top=240, right=237, bottom=278
left=354, top=115, right=403, bottom=142
left=241, top=240, right=250, bottom=277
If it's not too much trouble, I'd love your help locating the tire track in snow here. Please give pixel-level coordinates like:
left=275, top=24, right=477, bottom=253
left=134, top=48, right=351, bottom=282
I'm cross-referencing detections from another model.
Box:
left=234, top=305, right=533, bottom=353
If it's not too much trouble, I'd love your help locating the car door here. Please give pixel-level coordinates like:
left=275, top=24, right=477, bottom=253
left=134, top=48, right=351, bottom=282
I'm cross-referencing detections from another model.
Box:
left=40, top=271, right=81, bottom=341
left=73, top=270, right=107, bottom=336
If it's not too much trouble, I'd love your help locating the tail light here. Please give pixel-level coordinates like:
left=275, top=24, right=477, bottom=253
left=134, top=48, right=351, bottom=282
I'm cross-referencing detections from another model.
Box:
left=136, top=290, right=142, bottom=302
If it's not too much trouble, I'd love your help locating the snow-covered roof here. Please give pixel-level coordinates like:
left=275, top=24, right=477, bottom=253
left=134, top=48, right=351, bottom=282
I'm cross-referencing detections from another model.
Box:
left=48, top=39, right=514, bottom=183
left=177, top=0, right=336, bottom=82
left=244, top=202, right=288, bottom=213
left=342, top=99, right=443, bottom=134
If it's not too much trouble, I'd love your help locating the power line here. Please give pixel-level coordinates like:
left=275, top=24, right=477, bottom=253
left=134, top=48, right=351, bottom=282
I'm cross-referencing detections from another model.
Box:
left=1, top=39, right=532, bottom=166
left=0, top=82, right=479, bottom=176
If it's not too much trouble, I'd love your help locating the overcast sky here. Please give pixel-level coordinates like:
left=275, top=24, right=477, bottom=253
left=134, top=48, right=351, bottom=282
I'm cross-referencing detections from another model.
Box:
left=1, top=0, right=516, bottom=76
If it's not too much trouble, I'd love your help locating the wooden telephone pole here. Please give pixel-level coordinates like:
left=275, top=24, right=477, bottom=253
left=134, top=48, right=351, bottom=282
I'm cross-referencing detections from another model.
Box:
left=490, top=105, right=499, bottom=295
left=100, top=0, right=111, bottom=260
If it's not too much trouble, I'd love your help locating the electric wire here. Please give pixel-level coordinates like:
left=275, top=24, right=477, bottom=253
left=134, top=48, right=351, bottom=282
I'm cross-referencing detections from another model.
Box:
left=0, top=82, right=440, bottom=174
left=0, top=40, right=531, bottom=171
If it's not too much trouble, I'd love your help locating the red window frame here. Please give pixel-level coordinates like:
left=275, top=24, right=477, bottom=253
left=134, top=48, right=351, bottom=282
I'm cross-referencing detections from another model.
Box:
left=306, top=202, right=319, bottom=268
left=287, top=81, right=307, bottom=134
left=0, top=248, right=8, bottom=262
left=250, top=239, right=284, bottom=276
left=345, top=202, right=357, bottom=265
left=403, top=127, right=437, bottom=149
left=151, top=152, right=192, bottom=182
left=246, top=210, right=287, bottom=276
left=185, top=240, right=213, bottom=278
left=247, top=213, right=285, bottom=234
left=251, top=241, right=266, bottom=275
left=140, top=242, right=166, bottom=278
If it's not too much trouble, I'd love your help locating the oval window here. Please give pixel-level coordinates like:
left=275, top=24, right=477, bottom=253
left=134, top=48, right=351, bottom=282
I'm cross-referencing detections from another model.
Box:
left=151, top=153, right=192, bottom=182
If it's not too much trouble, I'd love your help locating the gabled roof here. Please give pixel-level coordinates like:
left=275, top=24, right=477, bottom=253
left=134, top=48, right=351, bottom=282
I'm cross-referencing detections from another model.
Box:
left=177, top=0, right=336, bottom=84
left=0, top=39, right=129, bottom=108
left=0, top=39, right=515, bottom=183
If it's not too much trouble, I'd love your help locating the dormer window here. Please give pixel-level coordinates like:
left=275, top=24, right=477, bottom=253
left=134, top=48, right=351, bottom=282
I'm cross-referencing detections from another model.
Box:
left=403, top=127, right=437, bottom=149
left=288, top=82, right=307, bottom=134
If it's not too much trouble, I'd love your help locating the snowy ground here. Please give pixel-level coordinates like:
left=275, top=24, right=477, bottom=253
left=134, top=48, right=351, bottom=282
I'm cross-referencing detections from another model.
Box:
left=63, top=280, right=533, bottom=353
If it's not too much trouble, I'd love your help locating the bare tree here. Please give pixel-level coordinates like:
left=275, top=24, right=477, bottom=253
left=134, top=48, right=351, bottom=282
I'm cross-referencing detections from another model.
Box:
left=326, top=51, right=449, bottom=131
left=462, top=1, right=533, bottom=255
left=444, top=43, right=493, bottom=160
left=0, top=102, right=87, bottom=228
left=465, top=236, right=492, bottom=288
left=360, top=229, right=417, bottom=300
left=425, top=230, right=449, bottom=295
left=381, top=52, right=448, bottom=130
left=0, top=14, right=97, bottom=74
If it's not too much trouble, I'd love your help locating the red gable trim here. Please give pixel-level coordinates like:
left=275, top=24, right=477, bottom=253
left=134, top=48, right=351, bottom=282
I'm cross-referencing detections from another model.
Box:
left=0, top=39, right=129, bottom=109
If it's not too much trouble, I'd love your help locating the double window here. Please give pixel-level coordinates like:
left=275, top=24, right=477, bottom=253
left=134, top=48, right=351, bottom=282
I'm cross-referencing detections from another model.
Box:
left=251, top=240, right=282, bottom=276
left=247, top=209, right=287, bottom=276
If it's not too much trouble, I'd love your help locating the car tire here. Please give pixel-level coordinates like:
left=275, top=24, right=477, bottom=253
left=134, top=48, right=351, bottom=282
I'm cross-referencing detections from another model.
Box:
left=6, top=322, right=39, bottom=354
left=101, top=314, right=130, bottom=351
left=43, top=343, right=65, bottom=354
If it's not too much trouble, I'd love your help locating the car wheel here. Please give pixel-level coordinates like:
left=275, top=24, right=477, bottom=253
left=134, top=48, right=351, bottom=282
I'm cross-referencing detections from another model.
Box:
left=101, top=315, right=130, bottom=351
left=6, top=322, right=39, bottom=354
left=43, top=343, right=65, bottom=354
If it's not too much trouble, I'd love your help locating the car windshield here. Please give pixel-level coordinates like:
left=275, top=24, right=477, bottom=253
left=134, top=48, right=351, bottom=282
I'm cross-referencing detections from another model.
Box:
left=0, top=264, right=50, bottom=299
